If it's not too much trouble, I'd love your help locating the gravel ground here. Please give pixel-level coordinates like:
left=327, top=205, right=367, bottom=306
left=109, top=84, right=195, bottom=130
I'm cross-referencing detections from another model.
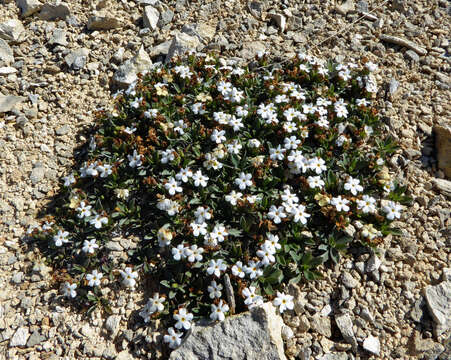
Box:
left=0, top=0, right=450, bottom=359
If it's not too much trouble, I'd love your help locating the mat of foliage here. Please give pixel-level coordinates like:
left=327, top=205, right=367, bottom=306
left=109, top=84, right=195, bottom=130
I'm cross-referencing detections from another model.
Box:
left=30, top=52, right=409, bottom=331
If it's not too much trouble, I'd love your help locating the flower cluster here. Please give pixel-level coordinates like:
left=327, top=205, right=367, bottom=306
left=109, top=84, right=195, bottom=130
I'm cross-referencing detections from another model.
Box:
left=31, top=52, right=409, bottom=351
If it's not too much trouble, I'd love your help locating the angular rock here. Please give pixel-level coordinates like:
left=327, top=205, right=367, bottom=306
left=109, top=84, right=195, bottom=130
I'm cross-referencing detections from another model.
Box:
left=181, top=23, right=216, bottom=43
left=405, top=49, right=420, bottom=62
left=49, top=28, right=67, bottom=46
left=105, top=315, right=121, bottom=339
left=87, top=12, right=121, bottom=30
left=0, top=94, right=25, bottom=113
left=434, top=124, right=451, bottom=179
left=64, top=48, right=89, bottom=70
left=9, top=327, right=29, bottom=347
left=433, top=178, right=451, bottom=198
left=143, top=6, right=159, bottom=30
left=239, top=40, right=266, bottom=60
left=268, top=13, right=286, bottom=32
left=30, top=166, right=45, bottom=184
left=113, top=45, right=152, bottom=87
left=169, top=303, right=287, bottom=360
left=341, top=272, right=358, bottom=289
left=39, top=1, right=70, bottom=21
left=0, top=19, right=26, bottom=43
left=335, top=0, right=355, bottom=15
left=166, top=32, right=201, bottom=63
left=0, top=67, right=17, bottom=75
left=148, top=40, right=172, bottom=57
left=26, top=330, right=45, bottom=347
left=335, top=313, right=357, bottom=351
left=248, top=1, right=264, bottom=20
left=158, top=9, right=174, bottom=26
left=319, top=354, right=348, bottom=360
left=363, top=335, right=380, bottom=356
left=424, top=280, right=451, bottom=336
left=411, top=331, right=445, bottom=358
left=16, top=0, right=43, bottom=17
left=365, top=254, right=381, bottom=273
left=0, top=39, right=14, bottom=65
left=310, top=313, right=332, bottom=337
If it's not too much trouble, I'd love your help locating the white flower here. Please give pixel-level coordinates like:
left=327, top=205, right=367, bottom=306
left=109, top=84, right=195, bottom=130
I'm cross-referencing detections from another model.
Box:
left=86, top=269, right=103, bottom=287
left=344, top=177, right=364, bottom=195
left=236, top=105, right=248, bottom=117
left=365, top=61, right=378, bottom=72
left=284, top=136, right=301, bottom=150
left=248, top=139, right=261, bottom=148
left=163, top=327, right=182, bottom=349
left=115, top=188, right=130, bottom=200
left=242, top=286, right=264, bottom=308
left=361, top=223, right=379, bottom=240
left=225, top=190, right=243, bottom=205
left=77, top=201, right=92, bottom=218
left=97, top=163, right=113, bottom=178
left=281, top=188, right=299, bottom=203
left=53, top=230, right=70, bottom=247
left=269, top=145, right=286, bottom=161
left=62, top=282, right=77, bottom=298
left=172, top=244, right=187, bottom=261
left=357, top=195, right=377, bottom=213
left=267, top=205, right=286, bottom=224
left=331, top=196, right=350, bottom=212
left=382, top=201, right=402, bottom=220
left=144, top=108, right=158, bottom=119
left=184, top=244, right=204, bottom=263
left=356, top=98, right=369, bottom=107
left=291, top=204, right=310, bottom=225
left=210, top=300, right=229, bottom=321
left=161, top=149, right=175, bottom=164
left=192, top=170, right=209, bottom=187
left=157, top=226, right=173, bottom=247
left=244, top=261, right=263, bottom=279
left=273, top=292, right=294, bottom=313
left=284, top=121, right=298, bottom=133
left=307, top=176, right=325, bottom=189
left=211, top=129, right=226, bottom=144
left=164, top=177, right=183, bottom=196
left=191, top=222, right=207, bottom=237
left=194, top=206, right=212, bottom=223
left=128, top=150, right=142, bottom=168
left=174, top=308, right=193, bottom=330
left=309, top=157, right=327, bottom=174
left=257, top=243, right=276, bottom=266
left=235, top=172, right=252, bottom=190
left=63, top=173, right=75, bottom=186
left=206, top=259, right=227, bottom=278
left=176, top=167, right=193, bottom=183
left=146, top=293, right=165, bottom=314
left=227, top=140, right=242, bottom=154
left=89, top=214, right=108, bottom=229
left=228, top=116, right=244, bottom=131
left=231, top=261, right=246, bottom=278
left=123, top=125, right=136, bottom=134
left=119, top=267, right=138, bottom=287
left=130, top=97, right=142, bottom=109
left=210, top=224, right=228, bottom=243
left=82, top=239, right=99, bottom=254
left=208, top=280, right=223, bottom=299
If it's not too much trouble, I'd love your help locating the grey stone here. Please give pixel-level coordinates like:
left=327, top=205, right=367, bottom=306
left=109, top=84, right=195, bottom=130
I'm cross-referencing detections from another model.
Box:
left=0, top=66, right=17, bottom=75
left=341, top=272, right=358, bottom=289
left=169, top=303, right=287, bottom=360
left=55, top=124, right=69, bottom=135
left=335, top=313, right=357, bottom=351
left=356, top=0, right=368, bottom=12
left=105, top=241, right=123, bottom=251
left=143, top=6, right=159, bottom=30
left=443, top=268, right=451, bottom=282
left=335, top=0, right=355, bottom=15
left=268, top=13, right=286, bottom=32
left=319, top=354, right=348, bottom=360
left=0, top=39, right=14, bottom=65
left=49, top=28, right=67, bottom=46
left=181, top=23, right=216, bottom=43
left=281, top=325, right=294, bottom=340
left=424, top=280, right=451, bottom=336
left=11, top=272, right=24, bottom=284
left=65, top=48, right=89, bottom=70
left=0, top=19, right=26, bottom=43
left=433, top=178, right=451, bottom=198
left=310, top=314, right=332, bottom=337
left=298, top=348, right=312, bottom=360
left=363, top=335, right=380, bottom=356
left=26, top=331, right=45, bottom=347
left=410, top=297, right=427, bottom=323
left=30, top=166, right=45, bottom=184
left=365, top=254, right=381, bottom=273
left=434, top=125, right=451, bottom=179
left=105, top=315, right=121, bottom=338
left=392, top=0, right=406, bottom=12
left=0, top=94, right=25, bottom=113
left=148, top=40, right=172, bottom=57
left=113, top=45, right=152, bottom=87
left=158, top=9, right=174, bottom=26
left=39, top=1, right=70, bottom=20
left=16, top=0, right=43, bottom=17
left=116, top=350, right=134, bottom=360
left=9, top=327, right=29, bottom=347
left=411, top=332, right=445, bottom=359
left=87, top=13, right=121, bottom=30
left=239, top=40, right=266, bottom=60
left=248, top=1, right=264, bottom=20
left=405, top=49, right=420, bottom=62
left=166, top=32, right=201, bottom=63
left=360, top=306, right=374, bottom=322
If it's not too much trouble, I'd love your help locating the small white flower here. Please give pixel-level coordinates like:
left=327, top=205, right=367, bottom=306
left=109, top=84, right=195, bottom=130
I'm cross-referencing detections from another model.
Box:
left=192, top=170, right=209, bottom=187
left=210, top=300, right=229, bottom=321
left=225, top=190, right=243, bottom=205
left=53, top=230, right=70, bottom=247
left=227, top=140, right=242, bottom=154
left=89, top=214, right=108, bottom=229
left=62, top=282, right=77, bottom=298
left=173, top=308, right=193, bottom=330
left=331, top=196, right=350, bottom=212
left=269, top=145, right=286, bottom=161
left=176, top=167, right=193, bottom=183
left=344, top=177, right=364, bottom=196
left=77, top=201, right=92, bottom=219
left=210, top=224, right=228, bottom=243
left=184, top=244, right=204, bottom=263
left=248, top=139, right=261, bottom=148
left=382, top=201, right=402, bottom=220
left=231, top=261, right=246, bottom=278
left=86, top=269, right=103, bottom=287
left=82, top=239, right=99, bottom=254
left=267, top=205, right=286, bottom=224
left=119, top=267, right=138, bottom=288
left=211, top=129, right=226, bottom=144
left=194, top=206, right=212, bottom=223
left=284, top=136, right=301, bottom=150
left=191, top=222, right=207, bottom=237
left=357, top=195, right=377, bottom=213
left=63, top=173, right=76, bottom=186
left=164, top=177, right=183, bottom=196
left=256, top=243, right=276, bottom=266
left=163, top=327, right=182, bottom=349
left=244, top=261, right=263, bottom=279
left=146, top=293, right=165, bottom=314
left=206, top=259, right=227, bottom=278
left=161, top=149, right=175, bottom=164
left=234, top=172, right=252, bottom=190
left=208, top=280, right=223, bottom=299
left=291, top=204, right=310, bottom=225
left=242, top=286, right=264, bottom=308
left=128, top=150, right=142, bottom=168
left=309, top=157, right=327, bottom=174
left=307, top=176, right=325, bottom=189
left=273, top=291, right=294, bottom=313
left=172, top=244, right=187, bottom=261
left=157, top=226, right=173, bottom=247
